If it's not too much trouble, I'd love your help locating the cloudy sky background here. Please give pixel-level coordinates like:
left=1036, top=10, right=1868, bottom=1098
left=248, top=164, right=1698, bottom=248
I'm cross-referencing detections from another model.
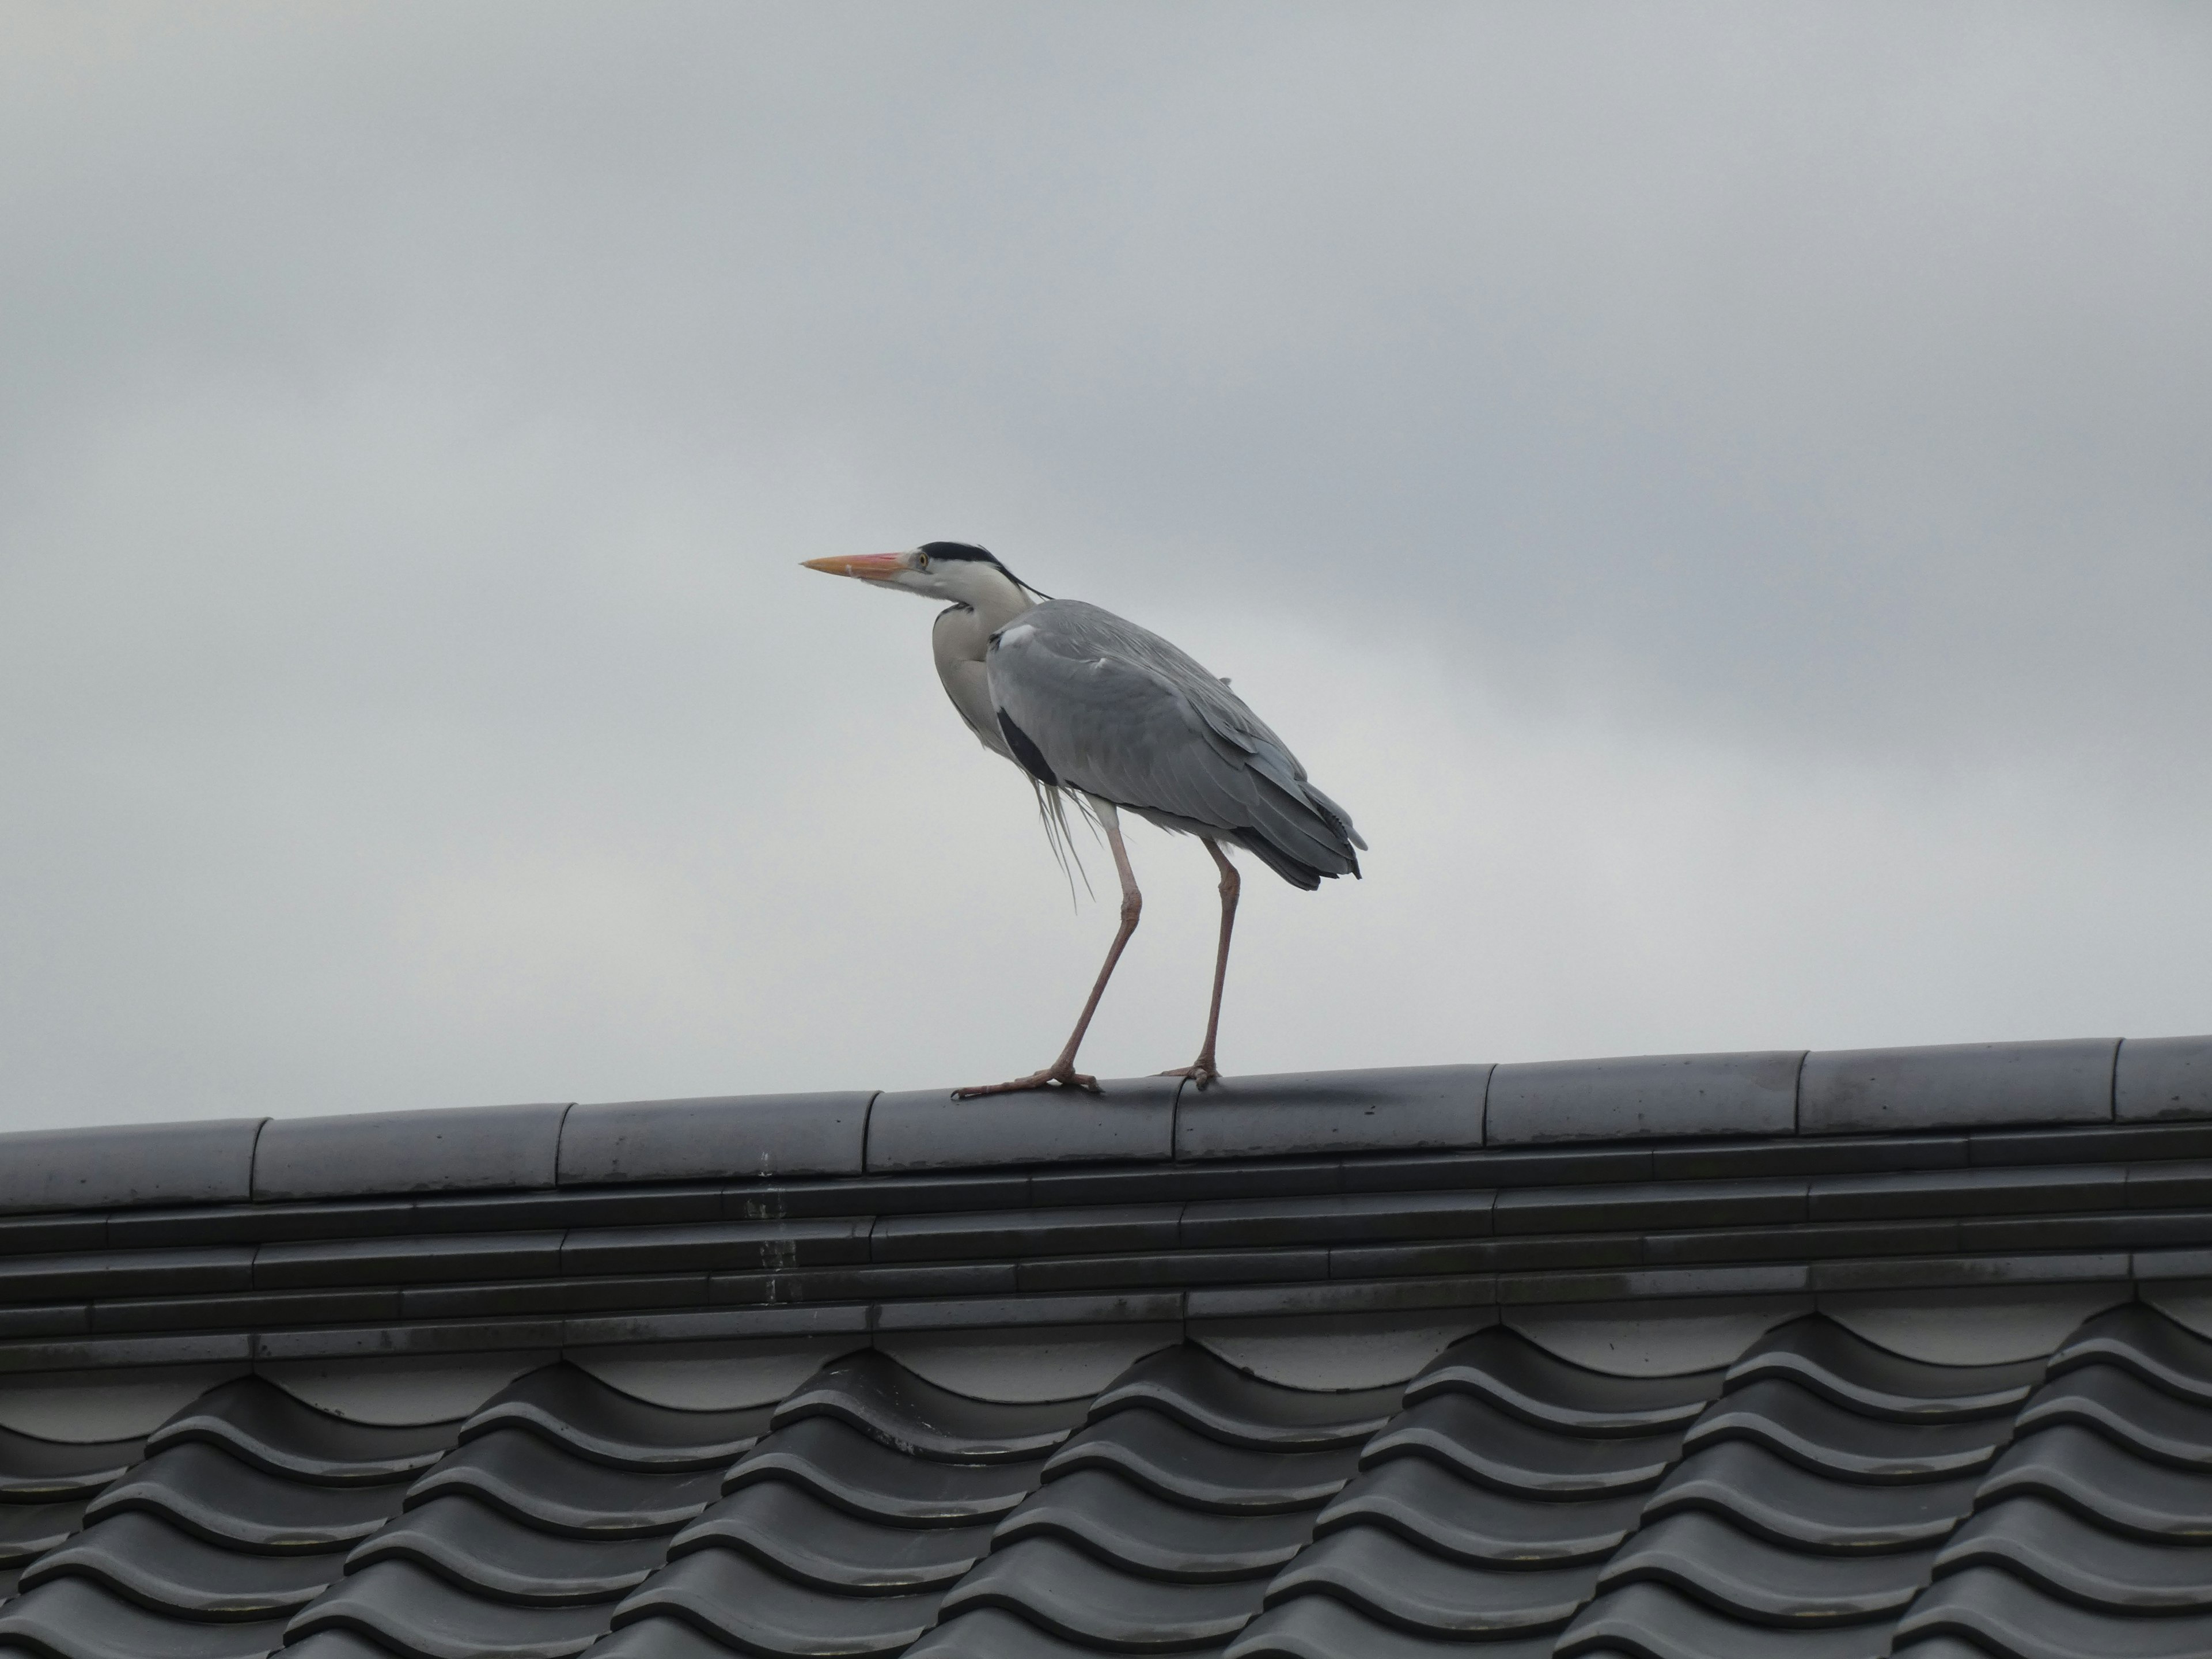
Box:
left=3, top=2, right=2209, bottom=1129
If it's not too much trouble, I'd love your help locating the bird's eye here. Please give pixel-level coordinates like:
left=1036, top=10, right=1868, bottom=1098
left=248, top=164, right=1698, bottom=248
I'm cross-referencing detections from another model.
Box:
left=915, top=551, right=930, bottom=571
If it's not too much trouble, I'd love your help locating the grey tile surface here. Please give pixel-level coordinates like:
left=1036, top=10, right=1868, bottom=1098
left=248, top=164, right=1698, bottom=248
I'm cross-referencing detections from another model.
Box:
left=866, top=1078, right=1177, bottom=1173
left=2116, top=1035, right=2212, bottom=1124
left=561, top=1092, right=873, bottom=1185
left=0, top=1119, right=264, bottom=1218
left=1801, top=1039, right=2118, bottom=1135
left=1486, top=1050, right=1802, bottom=1145
left=1176, top=1066, right=1490, bottom=1161
left=253, top=1102, right=570, bottom=1202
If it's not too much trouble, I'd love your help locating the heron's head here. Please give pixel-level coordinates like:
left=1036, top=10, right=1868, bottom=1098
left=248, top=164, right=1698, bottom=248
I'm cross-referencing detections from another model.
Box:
left=801, top=542, right=1041, bottom=610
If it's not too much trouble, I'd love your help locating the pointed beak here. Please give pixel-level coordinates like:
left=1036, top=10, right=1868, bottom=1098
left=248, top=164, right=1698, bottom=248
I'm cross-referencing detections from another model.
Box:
left=801, top=553, right=908, bottom=582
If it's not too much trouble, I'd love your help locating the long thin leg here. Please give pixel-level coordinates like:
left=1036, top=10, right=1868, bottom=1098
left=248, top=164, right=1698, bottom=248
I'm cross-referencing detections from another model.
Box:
left=957, top=804, right=1142, bottom=1098
left=1161, top=838, right=1238, bottom=1089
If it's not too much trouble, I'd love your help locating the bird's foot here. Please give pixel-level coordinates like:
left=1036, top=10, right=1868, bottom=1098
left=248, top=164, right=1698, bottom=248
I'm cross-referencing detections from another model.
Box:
left=953, top=1066, right=1101, bottom=1099
left=1158, top=1060, right=1222, bottom=1090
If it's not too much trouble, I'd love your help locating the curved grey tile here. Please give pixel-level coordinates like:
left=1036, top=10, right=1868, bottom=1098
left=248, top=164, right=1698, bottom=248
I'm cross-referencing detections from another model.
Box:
left=0, top=1575, right=292, bottom=1659
left=1729, top=1319, right=2043, bottom=1423
left=290, top=1559, right=615, bottom=1659
left=1977, top=1425, right=2212, bottom=1540
left=994, top=1467, right=1316, bottom=1581
left=465, top=1366, right=768, bottom=1472
left=407, top=1429, right=719, bottom=1537
left=0, top=1425, right=144, bottom=1503
left=1887, top=1640, right=2008, bottom=1659
left=1645, top=1441, right=1982, bottom=1552
left=1937, top=1495, right=2212, bottom=1612
left=0, top=1116, right=261, bottom=1215
left=1319, top=1457, right=1642, bottom=1566
left=252, top=1101, right=565, bottom=1203
left=940, top=1535, right=1265, bottom=1647
left=2016, top=1363, right=2212, bottom=1469
left=1363, top=1393, right=1679, bottom=1496
left=2050, top=1304, right=2212, bottom=1406
left=1597, top=1510, right=1936, bottom=1623
left=1404, top=1328, right=1719, bottom=1434
left=1264, top=1527, right=1598, bottom=1637
left=559, top=1090, right=870, bottom=1184
left=770, top=1350, right=1081, bottom=1461
left=672, top=1482, right=991, bottom=1592
left=149, top=1378, right=453, bottom=1486
left=0, top=1500, right=86, bottom=1568
left=1090, top=1345, right=1399, bottom=1450
left=88, top=1444, right=406, bottom=1551
left=20, top=1510, right=340, bottom=1619
left=1227, top=1594, right=1556, bottom=1659
left=1558, top=1582, right=1897, bottom=1659
left=1687, top=1379, right=2008, bottom=1482
left=579, top=1615, right=745, bottom=1659
left=350, top=1495, right=668, bottom=1605
left=612, top=1545, right=941, bottom=1657
left=1897, top=1563, right=2212, bottom=1659
left=722, top=1418, right=1041, bottom=1524
left=1044, top=1408, right=1358, bottom=1513
left=910, top=1605, right=1229, bottom=1659
left=283, top=1631, right=410, bottom=1659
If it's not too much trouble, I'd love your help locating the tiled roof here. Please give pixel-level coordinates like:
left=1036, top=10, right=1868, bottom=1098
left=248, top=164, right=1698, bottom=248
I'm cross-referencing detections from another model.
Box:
left=2, top=1033, right=2212, bottom=1656
left=1, top=1308, right=2211, bottom=1656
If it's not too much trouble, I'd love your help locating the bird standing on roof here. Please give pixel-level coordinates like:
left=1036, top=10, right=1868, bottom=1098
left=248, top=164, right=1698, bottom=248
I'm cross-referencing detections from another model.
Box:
left=803, top=543, right=1365, bottom=1098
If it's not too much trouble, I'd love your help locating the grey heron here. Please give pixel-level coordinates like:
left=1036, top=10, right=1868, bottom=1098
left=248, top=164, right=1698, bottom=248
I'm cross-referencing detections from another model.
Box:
left=803, top=543, right=1365, bottom=1097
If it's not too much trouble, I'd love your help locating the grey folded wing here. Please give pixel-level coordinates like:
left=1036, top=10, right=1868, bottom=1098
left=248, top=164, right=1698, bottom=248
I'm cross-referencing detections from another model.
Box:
left=984, top=600, right=1363, bottom=889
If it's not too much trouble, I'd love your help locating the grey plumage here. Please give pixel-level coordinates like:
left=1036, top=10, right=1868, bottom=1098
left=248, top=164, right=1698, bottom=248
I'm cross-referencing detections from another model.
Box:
left=802, top=541, right=1364, bottom=1094
left=987, top=601, right=1365, bottom=890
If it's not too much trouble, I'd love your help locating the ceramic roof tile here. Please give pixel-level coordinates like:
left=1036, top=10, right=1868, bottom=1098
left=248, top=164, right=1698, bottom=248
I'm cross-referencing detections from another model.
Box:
left=20, top=1510, right=339, bottom=1619
left=991, top=1467, right=1314, bottom=1581
left=1895, top=1563, right=2212, bottom=1659
left=1225, top=1593, right=1556, bottom=1659
left=0, top=1425, right=143, bottom=1503
left=1086, top=1344, right=1399, bottom=1450
left=0, top=1574, right=293, bottom=1659
left=1402, top=1326, right=1721, bottom=1432
left=347, top=1496, right=667, bottom=1605
left=1041, top=1408, right=1359, bottom=1512
left=1725, top=1317, right=2044, bottom=1422
left=1594, top=1509, right=1937, bottom=1623
left=287, top=1558, right=615, bottom=1659
left=910, top=1604, right=1225, bottom=1659
left=1934, top=1494, right=2212, bottom=1612
left=2013, top=1363, right=2212, bottom=1467
left=1975, top=1423, right=2212, bottom=1539
left=1683, top=1377, right=2010, bottom=1482
left=1361, top=1391, right=1681, bottom=1495
left=404, top=1431, right=719, bottom=1538
left=721, top=1416, right=1043, bottom=1524
left=86, top=1442, right=408, bottom=1550
left=937, top=1534, right=1267, bottom=1647
left=0, top=1502, right=84, bottom=1571
left=669, top=1482, right=990, bottom=1593
left=461, top=1368, right=767, bottom=1472
left=147, top=1379, right=454, bottom=1485
left=608, top=1543, right=942, bottom=1657
left=767, top=1349, right=1082, bottom=1461
left=1317, top=1455, right=1642, bottom=1565
left=1643, top=1439, right=1981, bottom=1552
left=1558, top=1580, right=1899, bottom=1658
left=2048, top=1302, right=2212, bottom=1403
left=1262, top=1525, right=1599, bottom=1636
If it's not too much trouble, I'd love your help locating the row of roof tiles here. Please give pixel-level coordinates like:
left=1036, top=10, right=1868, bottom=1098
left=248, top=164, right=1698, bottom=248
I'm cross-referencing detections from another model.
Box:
left=6, top=1035, right=2212, bottom=1218
left=7, top=1302, right=2212, bottom=1657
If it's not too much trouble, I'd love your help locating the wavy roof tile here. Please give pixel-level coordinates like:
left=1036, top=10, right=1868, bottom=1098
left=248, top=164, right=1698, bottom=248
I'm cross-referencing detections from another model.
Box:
left=2, top=1035, right=2212, bottom=1654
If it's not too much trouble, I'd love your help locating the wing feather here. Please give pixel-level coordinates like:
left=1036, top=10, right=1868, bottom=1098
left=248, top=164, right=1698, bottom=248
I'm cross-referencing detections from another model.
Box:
left=985, top=601, right=1363, bottom=888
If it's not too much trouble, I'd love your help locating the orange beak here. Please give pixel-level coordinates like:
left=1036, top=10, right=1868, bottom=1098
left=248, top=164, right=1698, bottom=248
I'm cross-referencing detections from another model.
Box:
left=801, top=553, right=908, bottom=582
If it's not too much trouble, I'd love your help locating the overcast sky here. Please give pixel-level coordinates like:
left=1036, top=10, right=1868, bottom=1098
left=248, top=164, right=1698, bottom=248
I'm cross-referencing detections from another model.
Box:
left=3, top=2, right=2209, bottom=1131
